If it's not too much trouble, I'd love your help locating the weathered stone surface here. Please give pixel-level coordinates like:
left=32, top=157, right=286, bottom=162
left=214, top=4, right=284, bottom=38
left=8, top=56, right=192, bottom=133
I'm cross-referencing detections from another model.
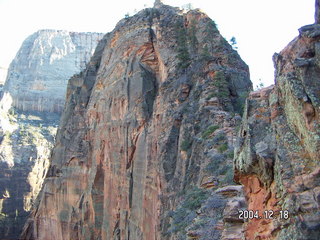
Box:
left=186, top=185, right=246, bottom=240
left=0, top=111, right=58, bottom=240
left=221, top=195, right=246, bottom=240
left=0, top=30, right=103, bottom=240
left=3, top=30, right=103, bottom=113
left=21, top=3, right=251, bottom=240
left=234, top=8, right=320, bottom=238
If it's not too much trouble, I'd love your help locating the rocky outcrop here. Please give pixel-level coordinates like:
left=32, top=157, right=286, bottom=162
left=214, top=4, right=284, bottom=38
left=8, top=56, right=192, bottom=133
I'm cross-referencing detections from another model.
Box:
left=21, top=3, right=251, bottom=240
left=3, top=30, right=103, bottom=113
left=185, top=185, right=246, bottom=240
left=0, top=111, right=58, bottom=239
left=234, top=5, right=320, bottom=240
left=0, top=30, right=103, bottom=240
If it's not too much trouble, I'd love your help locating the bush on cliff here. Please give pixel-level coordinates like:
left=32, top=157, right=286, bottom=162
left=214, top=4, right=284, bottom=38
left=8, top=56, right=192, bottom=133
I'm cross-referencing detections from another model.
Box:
left=168, top=186, right=209, bottom=236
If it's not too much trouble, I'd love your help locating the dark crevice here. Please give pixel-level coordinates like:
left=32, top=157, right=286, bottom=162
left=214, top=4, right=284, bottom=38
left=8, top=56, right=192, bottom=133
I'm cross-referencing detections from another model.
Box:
left=162, top=125, right=180, bottom=182
left=139, top=20, right=159, bottom=120
left=125, top=125, right=129, bottom=169
left=140, top=65, right=158, bottom=119
left=128, top=171, right=134, bottom=209
left=92, top=163, right=104, bottom=231
left=113, top=219, right=120, bottom=240
left=126, top=144, right=136, bottom=169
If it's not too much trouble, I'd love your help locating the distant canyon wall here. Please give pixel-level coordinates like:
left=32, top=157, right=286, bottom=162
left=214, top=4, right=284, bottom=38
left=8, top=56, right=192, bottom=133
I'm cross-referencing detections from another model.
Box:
left=0, top=29, right=103, bottom=239
left=3, top=29, right=104, bottom=113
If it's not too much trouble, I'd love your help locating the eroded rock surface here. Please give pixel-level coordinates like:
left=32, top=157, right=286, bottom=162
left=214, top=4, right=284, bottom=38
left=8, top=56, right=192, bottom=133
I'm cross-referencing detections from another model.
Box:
left=4, top=30, right=104, bottom=113
left=0, top=30, right=103, bottom=239
left=21, top=3, right=251, bottom=240
left=234, top=10, right=320, bottom=239
left=0, top=111, right=58, bottom=239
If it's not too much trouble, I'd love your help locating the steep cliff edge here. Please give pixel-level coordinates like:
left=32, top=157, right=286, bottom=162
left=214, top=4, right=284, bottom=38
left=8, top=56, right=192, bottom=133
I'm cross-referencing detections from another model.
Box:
left=21, top=3, right=251, bottom=240
left=0, top=30, right=103, bottom=239
left=234, top=3, right=320, bottom=240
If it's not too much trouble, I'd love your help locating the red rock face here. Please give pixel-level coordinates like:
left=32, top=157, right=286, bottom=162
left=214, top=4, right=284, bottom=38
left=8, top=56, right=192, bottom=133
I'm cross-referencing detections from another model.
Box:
left=20, top=2, right=320, bottom=240
left=234, top=14, right=320, bottom=240
left=20, top=3, right=252, bottom=240
left=238, top=175, right=279, bottom=239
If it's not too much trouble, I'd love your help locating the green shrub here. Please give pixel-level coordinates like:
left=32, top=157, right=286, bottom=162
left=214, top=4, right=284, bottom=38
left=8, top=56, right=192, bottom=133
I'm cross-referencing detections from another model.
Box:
left=212, top=132, right=226, bottom=144
left=146, top=8, right=160, bottom=19
left=202, top=20, right=218, bottom=55
left=206, top=91, right=217, bottom=100
left=219, top=165, right=229, bottom=175
left=180, top=139, right=192, bottom=151
left=187, top=19, right=198, bottom=49
left=222, top=169, right=234, bottom=184
left=234, top=92, right=249, bottom=115
left=168, top=186, right=209, bottom=235
left=218, top=143, right=228, bottom=153
left=201, top=45, right=211, bottom=61
left=205, top=153, right=225, bottom=173
left=204, top=150, right=233, bottom=184
left=59, top=210, right=69, bottom=222
left=226, top=149, right=234, bottom=159
left=175, top=20, right=191, bottom=70
left=213, top=71, right=229, bottom=99
left=182, top=187, right=208, bottom=210
left=202, top=125, right=219, bottom=139
left=189, top=217, right=207, bottom=231
left=208, top=20, right=217, bottom=30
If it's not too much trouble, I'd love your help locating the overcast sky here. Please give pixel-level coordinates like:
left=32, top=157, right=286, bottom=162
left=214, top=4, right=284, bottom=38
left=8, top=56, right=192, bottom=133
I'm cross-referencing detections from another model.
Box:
left=0, top=0, right=314, bottom=87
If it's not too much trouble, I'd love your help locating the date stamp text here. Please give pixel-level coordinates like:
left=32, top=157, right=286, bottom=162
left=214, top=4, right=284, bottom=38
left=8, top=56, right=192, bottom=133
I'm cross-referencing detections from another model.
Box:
left=238, top=210, right=289, bottom=220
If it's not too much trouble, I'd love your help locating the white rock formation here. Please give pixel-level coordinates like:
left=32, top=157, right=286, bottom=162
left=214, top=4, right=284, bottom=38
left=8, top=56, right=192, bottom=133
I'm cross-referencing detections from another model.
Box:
left=0, top=67, right=7, bottom=85
left=0, top=29, right=104, bottom=239
left=3, top=29, right=104, bottom=112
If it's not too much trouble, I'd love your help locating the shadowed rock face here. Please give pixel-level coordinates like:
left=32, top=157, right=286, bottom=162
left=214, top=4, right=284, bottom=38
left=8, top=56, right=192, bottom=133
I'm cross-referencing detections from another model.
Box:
left=234, top=5, right=320, bottom=240
left=20, top=4, right=251, bottom=240
left=3, top=30, right=104, bottom=113
left=0, top=111, right=59, bottom=240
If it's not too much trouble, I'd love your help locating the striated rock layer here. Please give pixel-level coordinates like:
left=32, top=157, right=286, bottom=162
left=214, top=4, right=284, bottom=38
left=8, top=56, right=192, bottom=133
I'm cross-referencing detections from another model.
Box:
left=21, top=3, right=251, bottom=240
left=234, top=5, right=320, bottom=240
left=0, top=30, right=103, bottom=239
left=3, top=29, right=104, bottom=113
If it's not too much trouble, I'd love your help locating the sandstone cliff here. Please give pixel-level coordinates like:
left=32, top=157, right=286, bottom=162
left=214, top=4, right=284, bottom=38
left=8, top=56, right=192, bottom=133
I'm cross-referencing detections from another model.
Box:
left=3, top=29, right=103, bottom=113
left=21, top=2, right=251, bottom=240
left=0, top=30, right=103, bottom=239
left=234, top=3, right=320, bottom=240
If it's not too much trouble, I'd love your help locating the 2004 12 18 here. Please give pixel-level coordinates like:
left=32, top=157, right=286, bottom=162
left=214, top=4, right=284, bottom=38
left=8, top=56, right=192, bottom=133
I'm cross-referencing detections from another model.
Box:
left=238, top=210, right=289, bottom=220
